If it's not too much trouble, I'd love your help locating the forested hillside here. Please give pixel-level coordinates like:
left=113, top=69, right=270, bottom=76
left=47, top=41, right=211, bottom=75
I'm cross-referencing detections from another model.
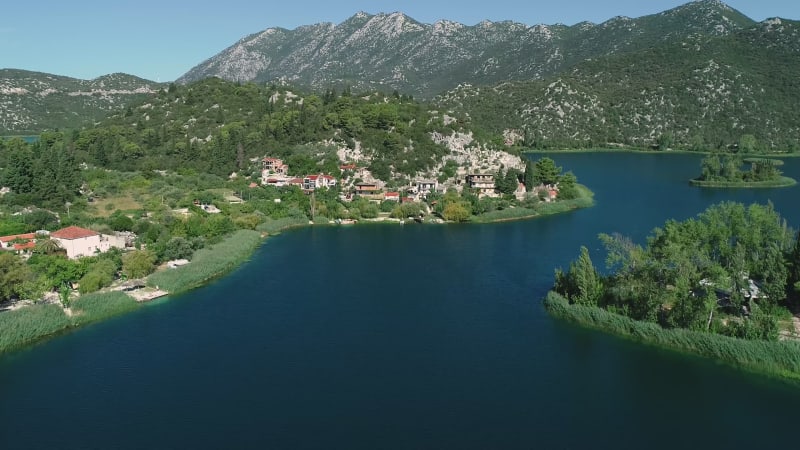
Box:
left=438, top=18, right=800, bottom=152
left=0, top=70, right=160, bottom=134
left=6, top=79, right=468, bottom=181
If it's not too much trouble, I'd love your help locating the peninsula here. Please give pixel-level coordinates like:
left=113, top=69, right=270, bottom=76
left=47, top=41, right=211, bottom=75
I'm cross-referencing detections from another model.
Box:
left=545, top=202, right=800, bottom=380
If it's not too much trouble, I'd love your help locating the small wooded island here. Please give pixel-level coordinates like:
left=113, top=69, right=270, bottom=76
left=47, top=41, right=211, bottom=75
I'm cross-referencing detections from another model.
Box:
left=690, top=153, right=797, bottom=188
left=545, top=202, right=800, bottom=380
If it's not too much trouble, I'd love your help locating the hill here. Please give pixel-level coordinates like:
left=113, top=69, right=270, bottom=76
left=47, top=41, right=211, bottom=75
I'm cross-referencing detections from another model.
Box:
left=437, top=18, right=800, bottom=152
left=0, top=70, right=161, bottom=134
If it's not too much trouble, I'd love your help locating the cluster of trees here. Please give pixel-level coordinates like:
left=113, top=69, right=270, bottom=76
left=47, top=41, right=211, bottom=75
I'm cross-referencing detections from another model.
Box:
left=524, top=157, right=579, bottom=200
left=555, top=202, right=799, bottom=341
left=0, top=134, right=82, bottom=209
left=698, top=153, right=783, bottom=183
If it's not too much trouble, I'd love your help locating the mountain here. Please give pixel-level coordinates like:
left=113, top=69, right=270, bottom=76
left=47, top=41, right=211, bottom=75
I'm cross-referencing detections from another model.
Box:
left=437, top=17, right=800, bottom=151
left=0, top=70, right=162, bottom=134
left=177, top=1, right=755, bottom=97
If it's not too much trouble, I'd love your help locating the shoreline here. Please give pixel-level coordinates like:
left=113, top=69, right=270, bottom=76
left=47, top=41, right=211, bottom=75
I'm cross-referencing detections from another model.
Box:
left=543, top=291, right=800, bottom=384
left=0, top=193, right=595, bottom=356
left=689, top=176, right=797, bottom=188
left=524, top=148, right=800, bottom=158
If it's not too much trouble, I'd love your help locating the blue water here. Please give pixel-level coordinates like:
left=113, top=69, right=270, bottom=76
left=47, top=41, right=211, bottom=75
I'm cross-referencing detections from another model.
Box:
left=1, top=153, right=800, bottom=449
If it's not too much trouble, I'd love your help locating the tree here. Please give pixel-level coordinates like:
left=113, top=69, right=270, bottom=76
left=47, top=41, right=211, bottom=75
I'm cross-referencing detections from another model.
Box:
left=533, top=157, right=561, bottom=186
left=122, top=250, right=156, bottom=279
left=788, top=231, right=800, bottom=303
left=0, top=253, right=33, bottom=301
left=739, top=134, right=758, bottom=153
left=442, top=202, right=471, bottom=222
left=33, top=238, right=63, bottom=256
left=555, top=246, right=602, bottom=306
left=657, top=132, right=674, bottom=150
left=557, top=172, right=578, bottom=200
left=163, top=237, right=194, bottom=261
left=523, top=159, right=535, bottom=192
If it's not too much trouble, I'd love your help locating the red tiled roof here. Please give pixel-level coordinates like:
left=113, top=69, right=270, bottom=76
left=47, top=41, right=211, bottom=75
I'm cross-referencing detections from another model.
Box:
left=289, top=178, right=304, bottom=184
left=249, top=182, right=258, bottom=188
left=306, top=175, right=319, bottom=181
left=13, top=241, right=35, bottom=251
left=0, top=233, right=36, bottom=243
left=263, top=157, right=281, bottom=162
left=340, top=164, right=357, bottom=170
left=51, top=226, right=98, bottom=240
left=385, top=192, right=399, bottom=197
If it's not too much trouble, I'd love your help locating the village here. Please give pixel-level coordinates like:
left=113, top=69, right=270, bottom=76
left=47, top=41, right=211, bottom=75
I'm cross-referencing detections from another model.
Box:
left=258, top=156, right=559, bottom=206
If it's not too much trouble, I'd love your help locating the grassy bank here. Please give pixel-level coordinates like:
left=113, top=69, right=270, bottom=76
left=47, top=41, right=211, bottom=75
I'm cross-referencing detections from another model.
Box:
left=689, top=176, right=797, bottom=188
left=255, top=217, right=310, bottom=234
left=71, top=291, right=141, bottom=325
left=471, top=185, right=594, bottom=223
left=0, top=304, right=72, bottom=355
left=147, top=229, right=262, bottom=294
left=543, top=291, right=800, bottom=381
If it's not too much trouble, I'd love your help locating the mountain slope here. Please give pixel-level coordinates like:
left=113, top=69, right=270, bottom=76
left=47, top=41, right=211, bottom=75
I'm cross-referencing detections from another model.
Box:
left=178, top=1, right=755, bottom=97
left=437, top=18, right=800, bottom=152
left=0, top=70, right=162, bottom=134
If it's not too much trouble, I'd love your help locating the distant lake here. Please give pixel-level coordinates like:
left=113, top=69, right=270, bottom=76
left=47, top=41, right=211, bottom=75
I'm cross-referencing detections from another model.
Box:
left=0, top=135, right=38, bottom=143
left=2, top=152, right=800, bottom=449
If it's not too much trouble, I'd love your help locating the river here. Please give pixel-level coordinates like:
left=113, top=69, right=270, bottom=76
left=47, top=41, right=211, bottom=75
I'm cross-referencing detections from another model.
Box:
left=1, top=152, right=800, bottom=449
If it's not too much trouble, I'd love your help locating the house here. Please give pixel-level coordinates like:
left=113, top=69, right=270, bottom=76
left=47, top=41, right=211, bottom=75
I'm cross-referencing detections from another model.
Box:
left=384, top=192, right=400, bottom=202
left=466, top=174, right=497, bottom=197
left=302, top=174, right=337, bottom=191
left=287, top=178, right=305, bottom=188
left=262, top=157, right=288, bottom=175
left=415, top=180, right=438, bottom=197
left=51, top=226, right=126, bottom=259
left=263, top=176, right=290, bottom=187
left=0, top=233, right=37, bottom=250
left=355, top=182, right=379, bottom=196
left=0, top=232, right=41, bottom=256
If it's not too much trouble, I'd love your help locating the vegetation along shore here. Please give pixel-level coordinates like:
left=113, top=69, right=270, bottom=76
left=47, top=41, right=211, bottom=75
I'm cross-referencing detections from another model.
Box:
left=546, top=202, right=800, bottom=381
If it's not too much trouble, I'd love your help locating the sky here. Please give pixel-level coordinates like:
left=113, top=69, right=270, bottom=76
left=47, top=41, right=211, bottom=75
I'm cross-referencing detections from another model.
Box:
left=2, top=0, right=798, bottom=82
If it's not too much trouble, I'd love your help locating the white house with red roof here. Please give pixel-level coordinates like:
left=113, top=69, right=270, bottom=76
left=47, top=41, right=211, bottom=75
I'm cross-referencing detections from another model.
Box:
left=384, top=192, right=400, bottom=201
left=0, top=232, right=39, bottom=255
left=51, top=226, right=126, bottom=259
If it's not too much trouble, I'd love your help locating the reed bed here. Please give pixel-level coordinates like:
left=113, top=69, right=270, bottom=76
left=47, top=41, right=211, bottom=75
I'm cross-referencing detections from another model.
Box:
left=544, top=291, right=800, bottom=380
left=0, top=304, right=72, bottom=354
left=71, top=291, right=140, bottom=325
left=147, top=230, right=262, bottom=294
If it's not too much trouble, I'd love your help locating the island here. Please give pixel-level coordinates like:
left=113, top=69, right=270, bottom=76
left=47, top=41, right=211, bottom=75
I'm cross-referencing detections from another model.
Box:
left=544, top=202, right=800, bottom=380
left=690, top=153, right=797, bottom=188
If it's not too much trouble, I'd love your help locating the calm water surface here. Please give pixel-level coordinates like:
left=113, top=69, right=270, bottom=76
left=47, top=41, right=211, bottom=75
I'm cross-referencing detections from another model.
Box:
left=2, top=153, right=800, bottom=449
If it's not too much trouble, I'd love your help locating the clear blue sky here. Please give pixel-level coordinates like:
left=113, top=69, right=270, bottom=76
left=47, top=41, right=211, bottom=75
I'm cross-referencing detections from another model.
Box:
left=2, top=0, right=797, bottom=82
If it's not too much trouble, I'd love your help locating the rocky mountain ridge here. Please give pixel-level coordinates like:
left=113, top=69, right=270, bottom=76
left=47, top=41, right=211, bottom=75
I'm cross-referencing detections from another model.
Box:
left=177, top=1, right=755, bottom=97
